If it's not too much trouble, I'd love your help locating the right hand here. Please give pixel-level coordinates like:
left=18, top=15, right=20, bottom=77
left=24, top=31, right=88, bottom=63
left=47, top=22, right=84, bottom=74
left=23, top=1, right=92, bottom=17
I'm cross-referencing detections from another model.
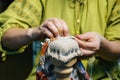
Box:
left=27, top=18, right=70, bottom=40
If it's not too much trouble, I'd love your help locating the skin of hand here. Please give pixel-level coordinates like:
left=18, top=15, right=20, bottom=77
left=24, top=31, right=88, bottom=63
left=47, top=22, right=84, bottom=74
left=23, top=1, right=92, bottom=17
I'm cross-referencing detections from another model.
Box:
left=2, top=18, right=69, bottom=50
left=74, top=32, right=101, bottom=57
left=27, top=18, right=70, bottom=41
left=74, top=32, right=120, bottom=61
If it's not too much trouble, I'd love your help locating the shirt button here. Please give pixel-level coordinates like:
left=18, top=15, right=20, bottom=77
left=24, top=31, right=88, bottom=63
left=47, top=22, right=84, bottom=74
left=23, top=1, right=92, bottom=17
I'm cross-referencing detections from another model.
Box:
left=76, top=31, right=79, bottom=34
left=77, top=19, right=80, bottom=24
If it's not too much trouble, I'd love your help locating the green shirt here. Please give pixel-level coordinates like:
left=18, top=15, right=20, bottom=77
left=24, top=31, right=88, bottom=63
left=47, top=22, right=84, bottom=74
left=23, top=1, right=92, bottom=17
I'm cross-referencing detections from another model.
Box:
left=0, top=0, right=120, bottom=80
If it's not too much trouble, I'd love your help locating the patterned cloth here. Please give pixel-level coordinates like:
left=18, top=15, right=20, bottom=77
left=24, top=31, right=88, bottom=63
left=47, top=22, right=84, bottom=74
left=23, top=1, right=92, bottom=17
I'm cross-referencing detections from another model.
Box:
left=36, top=56, right=90, bottom=80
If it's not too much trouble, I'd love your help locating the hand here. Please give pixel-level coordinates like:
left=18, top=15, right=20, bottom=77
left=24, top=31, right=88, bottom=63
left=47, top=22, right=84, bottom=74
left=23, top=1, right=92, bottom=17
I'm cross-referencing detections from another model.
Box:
left=27, top=18, right=69, bottom=40
left=39, top=18, right=69, bottom=39
left=74, top=32, right=102, bottom=57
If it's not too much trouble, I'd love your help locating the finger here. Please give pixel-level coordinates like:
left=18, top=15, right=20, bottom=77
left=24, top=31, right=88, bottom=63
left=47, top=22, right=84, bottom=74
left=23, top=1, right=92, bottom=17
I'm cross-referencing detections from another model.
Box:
left=75, top=34, right=90, bottom=41
left=47, top=18, right=69, bottom=36
left=39, top=27, right=54, bottom=38
left=52, top=18, right=64, bottom=36
left=59, top=19, right=70, bottom=36
left=42, top=21, right=59, bottom=37
left=79, top=48, right=95, bottom=56
left=75, top=37, right=98, bottom=50
left=52, top=18, right=69, bottom=36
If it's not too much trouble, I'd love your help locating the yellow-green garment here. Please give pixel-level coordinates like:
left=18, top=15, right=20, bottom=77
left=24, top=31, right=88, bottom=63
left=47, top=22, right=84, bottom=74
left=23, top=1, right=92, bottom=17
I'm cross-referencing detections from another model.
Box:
left=0, top=0, right=120, bottom=80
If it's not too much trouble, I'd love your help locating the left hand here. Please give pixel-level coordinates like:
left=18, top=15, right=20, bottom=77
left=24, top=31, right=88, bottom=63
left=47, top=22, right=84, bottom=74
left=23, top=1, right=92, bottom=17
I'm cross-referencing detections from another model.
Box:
left=74, top=32, right=102, bottom=57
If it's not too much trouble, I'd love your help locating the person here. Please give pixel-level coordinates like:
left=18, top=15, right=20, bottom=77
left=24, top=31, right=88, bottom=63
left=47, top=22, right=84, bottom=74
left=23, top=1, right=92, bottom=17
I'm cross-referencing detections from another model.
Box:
left=0, top=0, right=120, bottom=80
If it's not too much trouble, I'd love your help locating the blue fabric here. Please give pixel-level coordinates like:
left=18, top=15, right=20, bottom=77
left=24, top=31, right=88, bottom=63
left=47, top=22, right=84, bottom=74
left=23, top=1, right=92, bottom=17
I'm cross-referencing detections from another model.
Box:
left=33, top=41, right=41, bottom=65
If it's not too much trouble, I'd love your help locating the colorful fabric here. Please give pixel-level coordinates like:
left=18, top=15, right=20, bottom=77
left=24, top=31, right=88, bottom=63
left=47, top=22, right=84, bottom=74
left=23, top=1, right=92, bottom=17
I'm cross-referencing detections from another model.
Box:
left=36, top=56, right=90, bottom=80
left=0, top=0, right=120, bottom=80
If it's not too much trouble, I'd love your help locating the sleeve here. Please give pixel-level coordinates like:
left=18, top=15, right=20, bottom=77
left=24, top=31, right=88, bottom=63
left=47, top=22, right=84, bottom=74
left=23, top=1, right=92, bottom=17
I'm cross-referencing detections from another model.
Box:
left=105, top=0, right=120, bottom=41
left=0, top=0, right=44, bottom=55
